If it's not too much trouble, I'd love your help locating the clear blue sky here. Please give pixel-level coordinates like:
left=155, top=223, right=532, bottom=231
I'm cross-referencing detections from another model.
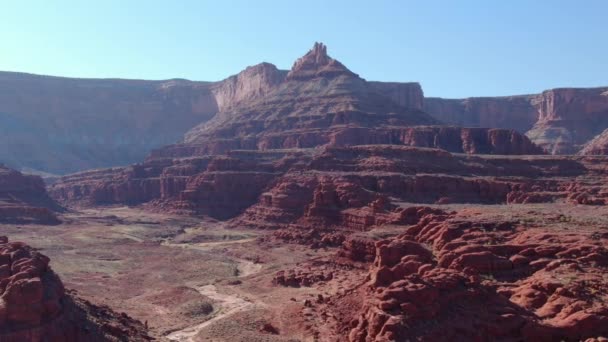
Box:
left=1, top=0, right=606, bottom=98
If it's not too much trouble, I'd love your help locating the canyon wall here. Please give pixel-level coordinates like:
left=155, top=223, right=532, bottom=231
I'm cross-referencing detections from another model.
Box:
left=426, top=87, right=608, bottom=154
left=0, top=72, right=217, bottom=174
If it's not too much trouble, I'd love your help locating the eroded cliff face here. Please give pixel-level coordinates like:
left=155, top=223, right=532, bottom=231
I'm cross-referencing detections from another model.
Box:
left=426, top=87, right=608, bottom=155
left=0, top=166, right=63, bottom=224
left=0, top=237, right=151, bottom=341
left=527, top=88, right=608, bottom=154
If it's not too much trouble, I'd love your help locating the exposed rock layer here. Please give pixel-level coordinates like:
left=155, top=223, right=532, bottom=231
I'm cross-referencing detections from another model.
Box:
left=50, top=146, right=608, bottom=222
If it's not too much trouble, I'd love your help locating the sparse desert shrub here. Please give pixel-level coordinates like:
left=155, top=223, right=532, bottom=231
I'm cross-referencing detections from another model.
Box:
left=179, top=300, right=214, bottom=317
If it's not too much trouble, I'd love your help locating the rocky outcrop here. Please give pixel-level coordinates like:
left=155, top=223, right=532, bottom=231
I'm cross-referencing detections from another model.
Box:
left=426, top=87, right=608, bottom=155
left=0, top=166, right=62, bottom=224
left=578, top=128, right=608, bottom=155
left=0, top=236, right=151, bottom=341
left=348, top=210, right=608, bottom=341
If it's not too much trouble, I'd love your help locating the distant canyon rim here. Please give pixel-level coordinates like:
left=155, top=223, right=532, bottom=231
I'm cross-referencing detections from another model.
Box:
left=0, top=43, right=606, bottom=175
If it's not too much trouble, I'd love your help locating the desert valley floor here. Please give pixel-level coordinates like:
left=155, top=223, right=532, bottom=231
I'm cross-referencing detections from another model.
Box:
left=3, top=200, right=608, bottom=341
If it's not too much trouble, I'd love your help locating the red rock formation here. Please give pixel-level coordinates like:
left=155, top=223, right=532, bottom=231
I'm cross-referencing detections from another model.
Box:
left=0, top=166, right=62, bottom=224
left=0, top=237, right=150, bottom=341
left=286, top=42, right=358, bottom=80
left=579, top=128, right=608, bottom=155
left=165, top=43, right=542, bottom=159
left=272, top=268, right=334, bottom=287
left=348, top=210, right=608, bottom=341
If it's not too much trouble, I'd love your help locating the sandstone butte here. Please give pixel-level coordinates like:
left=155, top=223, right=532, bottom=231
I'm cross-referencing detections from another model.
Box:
left=0, top=236, right=151, bottom=341
left=1, top=45, right=607, bottom=175
left=4, top=43, right=608, bottom=341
